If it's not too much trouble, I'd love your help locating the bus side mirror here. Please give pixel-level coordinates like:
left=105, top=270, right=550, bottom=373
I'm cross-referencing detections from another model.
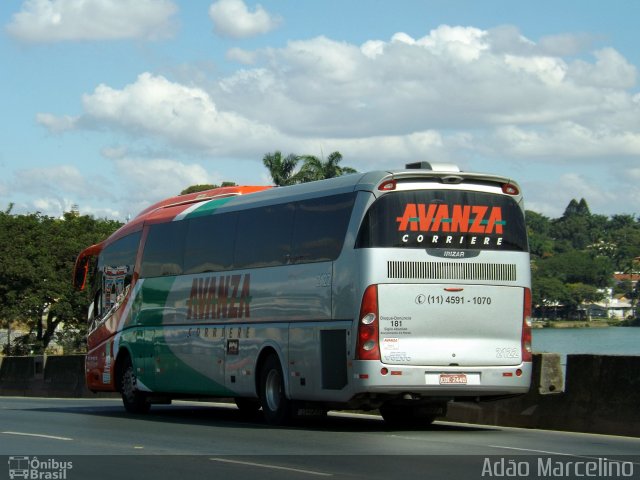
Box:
left=73, top=256, right=89, bottom=291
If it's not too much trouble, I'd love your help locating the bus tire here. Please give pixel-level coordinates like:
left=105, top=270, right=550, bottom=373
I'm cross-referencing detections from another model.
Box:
left=258, top=354, right=292, bottom=425
left=379, top=403, right=438, bottom=428
left=120, top=358, right=151, bottom=414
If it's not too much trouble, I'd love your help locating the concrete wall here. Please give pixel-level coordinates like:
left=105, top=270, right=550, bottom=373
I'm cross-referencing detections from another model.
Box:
left=445, top=353, right=640, bottom=438
left=0, top=353, right=638, bottom=437
left=0, top=355, right=116, bottom=398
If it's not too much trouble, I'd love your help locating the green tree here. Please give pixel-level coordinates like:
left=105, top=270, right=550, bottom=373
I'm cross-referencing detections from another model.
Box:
left=535, top=250, right=613, bottom=288
left=180, top=182, right=236, bottom=195
left=0, top=210, right=121, bottom=354
left=565, top=282, right=605, bottom=318
left=532, top=276, right=568, bottom=311
left=551, top=199, right=593, bottom=250
left=526, top=210, right=554, bottom=259
left=262, top=151, right=300, bottom=186
left=297, top=151, right=356, bottom=182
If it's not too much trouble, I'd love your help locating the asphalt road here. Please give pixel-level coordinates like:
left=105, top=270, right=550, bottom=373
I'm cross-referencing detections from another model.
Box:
left=1, top=397, right=639, bottom=480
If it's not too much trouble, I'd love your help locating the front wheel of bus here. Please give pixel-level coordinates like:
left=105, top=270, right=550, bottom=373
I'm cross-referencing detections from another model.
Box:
left=120, top=359, right=150, bottom=414
left=258, top=355, right=292, bottom=425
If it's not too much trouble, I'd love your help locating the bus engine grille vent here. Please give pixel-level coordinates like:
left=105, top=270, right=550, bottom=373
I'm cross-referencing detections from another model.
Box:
left=387, top=261, right=517, bottom=282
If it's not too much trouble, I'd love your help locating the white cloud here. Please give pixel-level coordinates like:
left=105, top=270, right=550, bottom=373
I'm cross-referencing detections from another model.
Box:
left=113, top=157, right=215, bottom=196
left=523, top=173, right=619, bottom=218
left=110, top=156, right=221, bottom=215
left=74, top=72, right=282, bottom=154
left=537, top=32, right=596, bottom=56
left=208, top=0, right=281, bottom=39
left=627, top=168, right=640, bottom=181
left=1, top=164, right=118, bottom=218
left=489, top=122, right=640, bottom=159
left=210, top=28, right=639, bottom=146
left=32, top=197, right=76, bottom=216
left=6, top=0, right=178, bottom=43
left=36, top=113, right=79, bottom=133
left=226, top=47, right=257, bottom=65
left=567, top=48, right=637, bottom=89
left=0, top=155, right=221, bottom=219
left=37, top=24, right=640, bottom=217
left=14, top=165, right=92, bottom=197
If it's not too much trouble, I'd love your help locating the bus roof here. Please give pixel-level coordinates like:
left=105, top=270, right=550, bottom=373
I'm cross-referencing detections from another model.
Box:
left=201, top=167, right=521, bottom=211
left=73, top=165, right=522, bottom=289
left=82, top=166, right=521, bottom=247
left=73, top=185, right=271, bottom=289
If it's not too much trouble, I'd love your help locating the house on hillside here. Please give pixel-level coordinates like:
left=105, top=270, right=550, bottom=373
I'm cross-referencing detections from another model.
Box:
left=581, top=297, right=634, bottom=321
left=613, top=272, right=640, bottom=289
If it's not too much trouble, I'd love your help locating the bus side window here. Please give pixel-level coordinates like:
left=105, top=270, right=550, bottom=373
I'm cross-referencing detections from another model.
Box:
left=96, top=232, right=141, bottom=316
left=234, top=203, right=295, bottom=269
left=183, top=213, right=238, bottom=274
left=141, top=223, right=186, bottom=278
left=292, top=193, right=356, bottom=263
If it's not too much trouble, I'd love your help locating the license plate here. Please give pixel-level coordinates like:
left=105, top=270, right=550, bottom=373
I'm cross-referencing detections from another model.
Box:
left=439, top=373, right=467, bottom=385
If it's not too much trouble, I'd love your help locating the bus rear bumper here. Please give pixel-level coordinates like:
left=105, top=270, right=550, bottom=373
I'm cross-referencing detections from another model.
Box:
left=350, top=360, right=532, bottom=397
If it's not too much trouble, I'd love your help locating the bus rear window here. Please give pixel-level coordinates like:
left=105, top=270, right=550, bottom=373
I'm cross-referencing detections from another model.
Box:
left=356, top=190, right=528, bottom=252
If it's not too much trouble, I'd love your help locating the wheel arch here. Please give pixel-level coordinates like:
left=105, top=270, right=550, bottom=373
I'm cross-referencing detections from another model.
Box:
left=114, top=346, right=133, bottom=394
left=254, top=344, right=290, bottom=399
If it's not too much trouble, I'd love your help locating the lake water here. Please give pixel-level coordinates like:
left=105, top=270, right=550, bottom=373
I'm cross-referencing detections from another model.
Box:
left=532, top=327, right=640, bottom=363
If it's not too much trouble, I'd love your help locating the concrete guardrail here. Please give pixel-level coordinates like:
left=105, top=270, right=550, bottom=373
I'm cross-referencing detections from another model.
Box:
left=0, top=353, right=638, bottom=437
left=446, top=353, right=640, bottom=437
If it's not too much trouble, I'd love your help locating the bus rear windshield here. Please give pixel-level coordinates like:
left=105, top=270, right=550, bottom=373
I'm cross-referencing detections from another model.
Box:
left=356, top=190, right=528, bottom=252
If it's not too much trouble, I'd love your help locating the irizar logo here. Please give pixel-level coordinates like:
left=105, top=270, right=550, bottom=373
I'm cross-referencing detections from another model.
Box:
left=187, top=273, right=251, bottom=320
left=396, top=203, right=506, bottom=247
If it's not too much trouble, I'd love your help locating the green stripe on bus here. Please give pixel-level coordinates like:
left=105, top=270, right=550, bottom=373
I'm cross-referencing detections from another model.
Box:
left=184, top=197, right=236, bottom=219
left=152, top=333, right=235, bottom=396
left=137, top=277, right=177, bottom=326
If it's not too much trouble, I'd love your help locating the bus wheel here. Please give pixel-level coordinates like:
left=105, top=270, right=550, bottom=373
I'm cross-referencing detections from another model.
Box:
left=258, top=355, right=292, bottom=425
left=379, top=403, right=439, bottom=428
left=120, top=358, right=150, bottom=414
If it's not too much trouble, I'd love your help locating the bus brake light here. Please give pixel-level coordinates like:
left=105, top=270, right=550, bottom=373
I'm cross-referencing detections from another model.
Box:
left=502, top=183, right=519, bottom=195
left=356, top=285, right=380, bottom=360
left=378, top=180, right=397, bottom=191
left=522, top=287, right=532, bottom=362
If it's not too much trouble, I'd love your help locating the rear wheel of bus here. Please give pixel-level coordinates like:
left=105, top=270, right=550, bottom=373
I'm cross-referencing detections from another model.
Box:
left=119, top=356, right=151, bottom=414
left=258, top=354, right=293, bottom=425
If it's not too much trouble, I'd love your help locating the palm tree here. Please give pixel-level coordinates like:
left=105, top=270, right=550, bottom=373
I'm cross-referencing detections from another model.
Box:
left=297, top=151, right=357, bottom=182
left=262, top=151, right=300, bottom=186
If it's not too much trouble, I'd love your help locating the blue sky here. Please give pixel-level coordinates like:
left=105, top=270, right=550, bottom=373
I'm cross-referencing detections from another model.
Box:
left=1, top=0, right=639, bottom=220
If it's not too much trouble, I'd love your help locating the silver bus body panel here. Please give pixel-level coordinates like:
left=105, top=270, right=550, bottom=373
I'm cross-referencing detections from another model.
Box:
left=106, top=168, right=531, bottom=407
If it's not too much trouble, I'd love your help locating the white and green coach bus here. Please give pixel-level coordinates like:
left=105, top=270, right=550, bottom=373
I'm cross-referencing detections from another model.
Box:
left=74, top=162, right=532, bottom=425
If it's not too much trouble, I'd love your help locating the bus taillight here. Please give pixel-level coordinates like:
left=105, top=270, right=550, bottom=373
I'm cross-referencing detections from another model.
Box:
left=502, top=183, right=520, bottom=195
left=522, top=287, right=532, bottom=362
left=356, top=285, right=380, bottom=360
left=378, top=180, right=397, bottom=191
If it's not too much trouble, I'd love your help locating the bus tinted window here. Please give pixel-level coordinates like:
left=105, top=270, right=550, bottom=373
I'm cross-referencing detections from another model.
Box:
left=234, top=203, right=295, bottom=268
left=100, top=232, right=140, bottom=274
left=141, top=222, right=187, bottom=277
left=292, top=193, right=356, bottom=263
left=97, top=232, right=140, bottom=314
left=356, top=190, right=528, bottom=252
left=184, top=213, right=238, bottom=274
